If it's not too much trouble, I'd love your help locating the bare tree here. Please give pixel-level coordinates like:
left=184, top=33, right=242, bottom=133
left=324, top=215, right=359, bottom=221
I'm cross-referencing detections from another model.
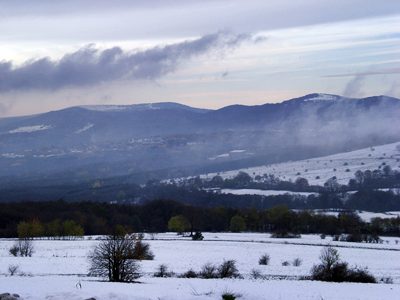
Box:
left=19, top=239, right=34, bottom=257
left=319, top=246, right=340, bottom=270
left=88, top=235, right=141, bottom=282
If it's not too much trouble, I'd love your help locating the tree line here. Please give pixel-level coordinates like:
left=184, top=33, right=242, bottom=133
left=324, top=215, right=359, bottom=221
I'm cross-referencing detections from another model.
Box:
left=0, top=200, right=399, bottom=238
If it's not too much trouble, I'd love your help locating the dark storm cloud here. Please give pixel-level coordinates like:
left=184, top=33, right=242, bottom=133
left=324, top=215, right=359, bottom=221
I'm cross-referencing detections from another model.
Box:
left=0, top=32, right=251, bottom=92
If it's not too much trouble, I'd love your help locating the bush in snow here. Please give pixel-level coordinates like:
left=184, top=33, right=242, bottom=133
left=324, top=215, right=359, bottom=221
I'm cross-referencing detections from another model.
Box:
left=250, top=268, right=264, bottom=280
left=218, top=260, right=241, bottom=279
left=8, top=264, right=19, bottom=276
left=9, top=239, right=34, bottom=257
left=345, top=267, right=377, bottom=283
left=293, top=258, right=302, bottom=267
left=311, top=246, right=376, bottom=283
left=192, top=231, right=204, bottom=241
left=258, top=254, right=270, bottom=265
left=154, top=264, right=173, bottom=278
left=9, top=245, right=19, bottom=257
left=221, top=292, right=241, bottom=300
left=281, top=261, right=290, bottom=266
left=132, top=239, right=154, bottom=260
left=198, top=260, right=241, bottom=279
left=380, top=276, right=394, bottom=284
left=180, top=268, right=198, bottom=278
left=200, top=263, right=218, bottom=279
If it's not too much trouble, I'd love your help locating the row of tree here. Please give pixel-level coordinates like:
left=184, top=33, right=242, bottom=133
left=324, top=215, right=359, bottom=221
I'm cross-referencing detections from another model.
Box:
left=16, top=219, right=84, bottom=239
left=1, top=200, right=399, bottom=238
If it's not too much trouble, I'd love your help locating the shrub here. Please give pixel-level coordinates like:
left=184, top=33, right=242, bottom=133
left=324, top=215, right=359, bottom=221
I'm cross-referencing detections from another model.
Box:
left=132, top=240, right=154, bottom=260
left=181, top=268, right=198, bottom=278
left=293, top=258, right=302, bottom=267
left=346, top=267, right=376, bottom=283
left=250, top=268, right=264, bottom=280
left=222, top=292, right=239, bottom=300
left=192, top=231, right=204, bottom=241
left=312, top=261, right=348, bottom=282
left=218, top=260, right=240, bottom=278
left=18, top=239, right=34, bottom=257
left=258, top=254, right=270, bottom=265
left=154, top=264, right=173, bottom=278
left=197, top=260, right=243, bottom=279
left=320, top=234, right=326, bottom=240
left=9, top=240, right=34, bottom=257
left=311, top=246, right=376, bottom=283
left=8, top=264, right=19, bottom=276
left=282, top=261, right=290, bottom=266
left=9, top=245, right=19, bottom=257
left=200, top=263, right=218, bottom=279
left=380, top=277, right=393, bottom=284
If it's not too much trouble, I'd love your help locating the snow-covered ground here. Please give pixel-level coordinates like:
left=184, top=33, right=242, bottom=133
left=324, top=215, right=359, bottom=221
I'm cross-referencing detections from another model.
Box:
left=0, top=233, right=399, bottom=299
left=200, top=142, right=400, bottom=185
left=220, top=189, right=317, bottom=196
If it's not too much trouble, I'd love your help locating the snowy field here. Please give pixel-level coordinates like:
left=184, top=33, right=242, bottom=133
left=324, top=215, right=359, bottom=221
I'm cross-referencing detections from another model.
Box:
left=200, top=142, right=400, bottom=185
left=1, top=233, right=400, bottom=300
left=219, top=189, right=317, bottom=196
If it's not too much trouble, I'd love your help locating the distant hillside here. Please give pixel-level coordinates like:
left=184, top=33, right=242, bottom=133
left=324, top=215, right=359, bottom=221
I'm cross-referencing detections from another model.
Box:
left=0, top=93, right=399, bottom=190
left=197, top=142, right=400, bottom=186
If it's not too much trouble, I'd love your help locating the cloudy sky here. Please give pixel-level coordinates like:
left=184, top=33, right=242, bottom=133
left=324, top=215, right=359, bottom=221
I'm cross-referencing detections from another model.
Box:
left=1, top=0, right=400, bottom=117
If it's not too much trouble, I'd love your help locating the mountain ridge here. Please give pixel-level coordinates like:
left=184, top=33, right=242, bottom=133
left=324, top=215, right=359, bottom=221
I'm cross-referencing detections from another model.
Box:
left=2, top=93, right=399, bottom=121
left=0, top=93, right=399, bottom=189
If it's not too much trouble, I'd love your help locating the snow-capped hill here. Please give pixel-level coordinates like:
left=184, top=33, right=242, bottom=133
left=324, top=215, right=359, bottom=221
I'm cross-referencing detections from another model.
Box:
left=282, top=93, right=346, bottom=104
left=302, top=93, right=344, bottom=102
left=79, top=102, right=209, bottom=113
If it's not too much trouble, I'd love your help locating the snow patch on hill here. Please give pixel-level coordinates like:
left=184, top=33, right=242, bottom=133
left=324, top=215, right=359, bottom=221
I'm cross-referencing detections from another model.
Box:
left=1, top=153, right=24, bottom=158
left=75, top=123, right=94, bottom=133
left=80, top=105, right=132, bottom=111
left=8, top=125, right=51, bottom=134
left=304, top=93, right=342, bottom=102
